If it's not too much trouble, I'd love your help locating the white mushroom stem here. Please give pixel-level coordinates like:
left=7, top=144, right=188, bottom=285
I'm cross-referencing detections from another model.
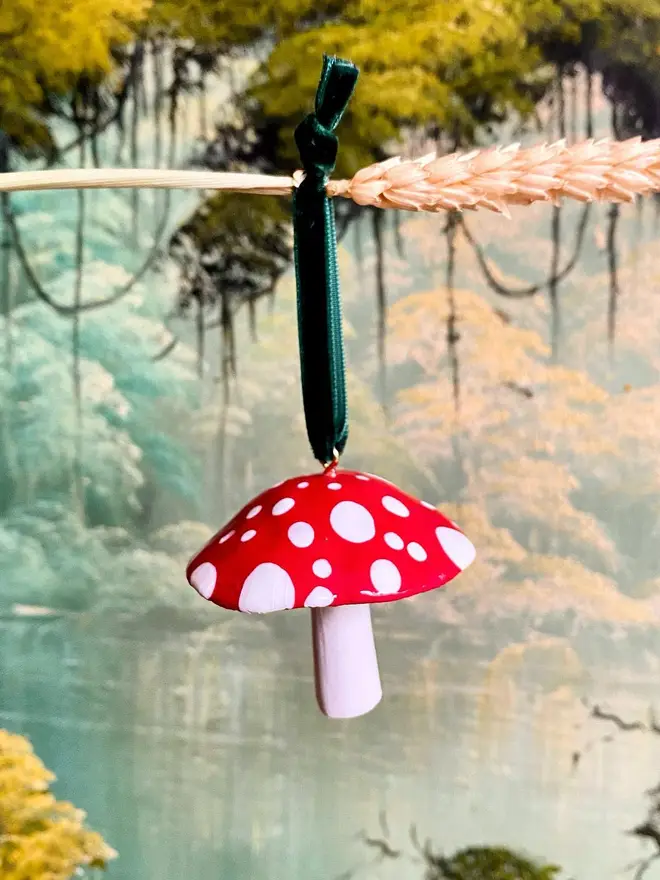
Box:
left=311, top=604, right=382, bottom=719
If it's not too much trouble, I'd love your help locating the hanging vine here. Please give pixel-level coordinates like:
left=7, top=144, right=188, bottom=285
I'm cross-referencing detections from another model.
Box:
left=548, top=69, right=567, bottom=359
left=569, top=70, right=578, bottom=143
left=549, top=204, right=562, bottom=359
left=0, top=191, right=12, bottom=372
left=445, top=212, right=460, bottom=412
left=71, top=136, right=86, bottom=518
left=606, top=202, right=621, bottom=350
left=130, top=47, right=143, bottom=248
left=607, top=103, right=623, bottom=350
left=5, top=190, right=173, bottom=317
left=371, top=208, right=387, bottom=405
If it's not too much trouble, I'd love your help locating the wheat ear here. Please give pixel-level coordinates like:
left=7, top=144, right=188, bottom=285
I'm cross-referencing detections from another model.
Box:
left=327, top=137, right=660, bottom=215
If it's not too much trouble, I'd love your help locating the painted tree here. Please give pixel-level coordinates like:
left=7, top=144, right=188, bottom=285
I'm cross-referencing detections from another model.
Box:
left=379, top=207, right=660, bottom=660
left=0, top=24, right=233, bottom=617
left=357, top=817, right=563, bottom=880
left=420, top=846, right=561, bottom=880
left=0, top=0, right=147, bottom=152
left=388, top=284, right=616, bottom=550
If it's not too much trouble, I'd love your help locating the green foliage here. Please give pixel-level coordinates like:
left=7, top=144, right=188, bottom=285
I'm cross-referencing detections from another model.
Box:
left=156, top=0, right=660, bottom=174
left=424, top=845, right=561, bottom=880
left=0, top=729, right=116, bottom=879
left=173, top=191, right=292, bottom=330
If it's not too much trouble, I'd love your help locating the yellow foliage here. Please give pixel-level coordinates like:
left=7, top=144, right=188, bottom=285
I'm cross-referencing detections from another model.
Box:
left=544, top=366, right=610, bottom=406
left=440, top=501, right=527, bottom=565
left=388, top=284, right=627, bottom=574
left=0, top=729, right=116, bottom=879
left=477, top=637, right=585, bottom=757
left=483, top=637, right=585, bottom=694
left=512, top=555, right=655, bottom=623
left=5, top=0, right=660, bottom=169
left=391, top=288, right=553, bottom=452
left=144, top=0, right=660, bottom=180
left=390, top=288, right=549, bottom=378
left=480, top=458, right=618, bottom=564
left=0, top=0, right=147, bottom=148
left=149, top=0, right=266, bottom=43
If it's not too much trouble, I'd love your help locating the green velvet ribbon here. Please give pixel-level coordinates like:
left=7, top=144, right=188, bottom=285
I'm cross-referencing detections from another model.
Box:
left=293, top=55, right=359, bottom=466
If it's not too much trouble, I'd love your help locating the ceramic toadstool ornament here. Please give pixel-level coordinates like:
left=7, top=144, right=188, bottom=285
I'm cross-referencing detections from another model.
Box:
left=187, top=464, right=475, bottom=718
left=185, top=56, right=476, bottom=719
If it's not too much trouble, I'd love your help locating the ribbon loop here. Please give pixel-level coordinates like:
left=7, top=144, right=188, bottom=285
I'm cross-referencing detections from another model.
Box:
left=293, top=55, right=359, bottom=465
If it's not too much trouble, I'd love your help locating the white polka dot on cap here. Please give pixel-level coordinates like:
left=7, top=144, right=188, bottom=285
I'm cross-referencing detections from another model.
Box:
left=189, top=562, right=216, bottom=599
left=369, top=559, right=402, bottom=594
left=436, top=527, right=476, bottom=570
left=304, top=586, right=336, bottom=607
left=272, top=497, right=295, bottom=516
left=330, top=500, right=376, bottom=543
left=384, top=532, right=404, bottom=551
left=288, top=521, right=315, bottom=548
left=239, top=563, right=295, bottom=613
left=407, top=541, right=427, bottom=561
left=312, top=559, right=332, bottom=578
left=382, top=495, right=410, bottom=517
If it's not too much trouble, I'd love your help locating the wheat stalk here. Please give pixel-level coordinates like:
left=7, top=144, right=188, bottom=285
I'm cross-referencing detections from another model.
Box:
left=1, top=137, right=660, bottom=214
left=327, top=137, right=660, bottom=215
left=0, top=167, right=295, bottom=196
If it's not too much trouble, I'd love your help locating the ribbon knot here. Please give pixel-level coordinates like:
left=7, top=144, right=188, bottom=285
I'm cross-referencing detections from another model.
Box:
left=295, top=115, right=338, bottom=186
left=292, top=55, right=359, bottom=466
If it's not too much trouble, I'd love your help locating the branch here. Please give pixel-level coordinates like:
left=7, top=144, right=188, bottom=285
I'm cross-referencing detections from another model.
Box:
left=631, top=822, right=660, bottom=849
left=4, top=186, right=173, bottom=316
left=632, top=852, right=660, bottom=880
left=458, top=203, right=591, bottom=299
left=358, top=832, right=401, bottom=860
left=572, top=700, right=654, bottom=775
left=152, top=335, right=178, bottom=361
left=592, top=705, right=646, bottom=732
left=503, top=381, right=534, bottom=399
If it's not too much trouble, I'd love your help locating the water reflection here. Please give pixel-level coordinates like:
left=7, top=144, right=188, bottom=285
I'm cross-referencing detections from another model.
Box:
left=2, top=610, right=659, bottom=880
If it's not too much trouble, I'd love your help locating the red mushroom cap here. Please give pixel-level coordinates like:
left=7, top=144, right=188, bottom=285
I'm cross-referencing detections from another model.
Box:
left=186, top=468, right=475, bottom=613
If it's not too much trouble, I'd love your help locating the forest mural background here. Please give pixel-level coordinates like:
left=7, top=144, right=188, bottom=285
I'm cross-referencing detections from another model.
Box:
left=3, top=1, right=660, bottom=879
